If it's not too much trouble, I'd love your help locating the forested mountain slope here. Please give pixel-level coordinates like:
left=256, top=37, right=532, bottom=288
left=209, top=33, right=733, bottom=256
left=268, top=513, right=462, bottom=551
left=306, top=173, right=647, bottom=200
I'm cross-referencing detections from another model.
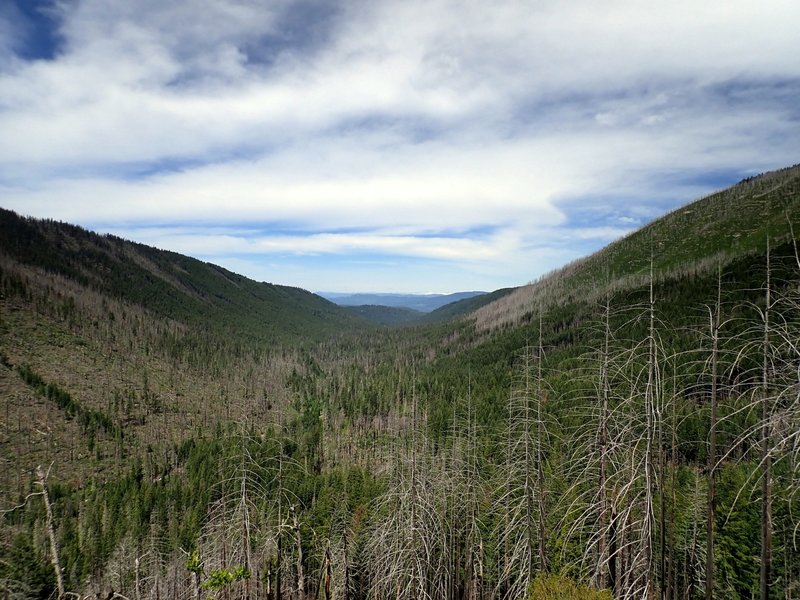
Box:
left=474, top=164, right=800, bottom=331
left=0, top=208, right=371, bottom=550
left=423, top=286, right=516, bottom=323
left=1, top=164, right=799, bottom=600
left=0, top=208, right=360, bottom=347
left=401, top=164, right=800, bottom=600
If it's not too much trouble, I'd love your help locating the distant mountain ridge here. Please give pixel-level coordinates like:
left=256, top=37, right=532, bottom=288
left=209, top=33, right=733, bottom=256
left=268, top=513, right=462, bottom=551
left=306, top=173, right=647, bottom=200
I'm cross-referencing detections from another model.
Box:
left=338, top=290, right=517, bottom=327
left=319, top=291, right=486, bottom=312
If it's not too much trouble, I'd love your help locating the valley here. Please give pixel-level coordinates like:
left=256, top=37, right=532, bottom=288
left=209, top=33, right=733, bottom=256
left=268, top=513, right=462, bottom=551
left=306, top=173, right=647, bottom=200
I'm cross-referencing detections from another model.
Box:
left=2, top=165, right=800, bottom=599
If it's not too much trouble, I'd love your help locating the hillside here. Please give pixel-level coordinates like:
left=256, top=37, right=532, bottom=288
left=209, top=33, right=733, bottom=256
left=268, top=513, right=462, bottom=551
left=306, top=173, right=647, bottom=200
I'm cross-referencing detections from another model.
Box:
left=0, top=208, right=362, bottom=347
left=0, top=208, right=370, bottom=494
left=474, top=164, right=800, bottom=331
left=422, top=286, right=516, bottom=323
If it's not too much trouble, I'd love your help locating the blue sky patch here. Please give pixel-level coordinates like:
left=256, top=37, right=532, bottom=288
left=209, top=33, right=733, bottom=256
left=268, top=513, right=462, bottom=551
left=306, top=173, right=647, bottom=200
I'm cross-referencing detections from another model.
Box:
left=4, top=0, right=62, bottom=60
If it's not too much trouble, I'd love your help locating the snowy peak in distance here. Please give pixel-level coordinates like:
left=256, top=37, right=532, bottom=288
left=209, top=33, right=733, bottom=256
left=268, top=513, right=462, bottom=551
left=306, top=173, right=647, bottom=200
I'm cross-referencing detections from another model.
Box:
left=317, top=291, right=486, bottom=313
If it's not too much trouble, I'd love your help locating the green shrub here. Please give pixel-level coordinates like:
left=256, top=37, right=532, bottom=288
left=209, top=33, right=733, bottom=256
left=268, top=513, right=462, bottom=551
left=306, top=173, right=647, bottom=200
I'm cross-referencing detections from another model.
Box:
left=528, top=574, right=613, bottom=600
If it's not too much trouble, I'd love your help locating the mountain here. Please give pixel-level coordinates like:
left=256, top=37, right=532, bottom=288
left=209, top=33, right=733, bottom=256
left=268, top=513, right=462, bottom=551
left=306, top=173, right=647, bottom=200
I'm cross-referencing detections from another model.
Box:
left=341, top=290, right=517, bottom=326
left=0, top=207, right=369, bottom=495
left=319, top=290, right=486, bottom=312
left=0, top=208, right=361, bottom=347
left=473, top=164, right=800, bottom=332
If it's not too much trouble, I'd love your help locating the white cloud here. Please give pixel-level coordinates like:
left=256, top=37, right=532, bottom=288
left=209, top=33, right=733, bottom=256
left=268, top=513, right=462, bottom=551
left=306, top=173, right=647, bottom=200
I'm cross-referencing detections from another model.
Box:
left=1, top=0, right=799, bottom=291
left=120, top=229, right=512, bottom=261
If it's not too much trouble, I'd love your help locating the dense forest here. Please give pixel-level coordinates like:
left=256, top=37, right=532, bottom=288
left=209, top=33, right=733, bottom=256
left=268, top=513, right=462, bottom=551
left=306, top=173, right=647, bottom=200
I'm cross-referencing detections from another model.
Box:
left=1, top=165, right=800, bottom=600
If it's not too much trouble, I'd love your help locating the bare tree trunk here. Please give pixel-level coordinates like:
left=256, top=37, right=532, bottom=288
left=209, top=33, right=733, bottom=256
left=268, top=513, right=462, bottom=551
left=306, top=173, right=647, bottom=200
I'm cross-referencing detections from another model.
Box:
left=277, top=434, right=284, bottom=600
left=524, top=348, right=535, bottom=587
left=598, top=295, right=611, bottom=591
left=668, top=383, right=677, bottom=600
left=134, top=555, right=142, bottom=600
left=503, top=394, right=512, bottom=600
left=36, top=464, right=65, bottom=600
left=467, top=377, right=480, bottom=600
left=241, top=433, right=252, bottom=600
left=687, top=476, right=700, bottom=600
left=760, top=236, right=772, bottom=600
left=536, top=316, right=548, bottom=575
left=706, top=264, right=721, bottom=600
left=322, top=544, right=332, bottom=600
left=292, top=508, right=305, bottom=600
left=644, top=254, right=657, bottom=598
left=610, top=494, right=619, bottom=597
left=191, top=570, right=201, bottom=600
left=659, top=425, right=667, bottom=599
left=450, top=402, right=458, bottom=600
left=343, top=528, right=350, bottom=600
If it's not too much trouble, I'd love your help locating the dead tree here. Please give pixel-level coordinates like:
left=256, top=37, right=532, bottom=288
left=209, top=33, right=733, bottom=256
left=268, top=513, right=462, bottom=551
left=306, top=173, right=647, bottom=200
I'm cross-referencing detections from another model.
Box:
left=496, top=334, right=552, bottom=600
left=37, top=464, right=66, bottom=599
left=705, top=264, right=722, bottom=600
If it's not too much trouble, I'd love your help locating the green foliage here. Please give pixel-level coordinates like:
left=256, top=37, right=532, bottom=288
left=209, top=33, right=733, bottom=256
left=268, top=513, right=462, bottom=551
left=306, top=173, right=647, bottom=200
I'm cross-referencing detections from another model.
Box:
left=343, top=304, right=425, bottom=326
left=422, top=286, right=516, bottom=323
left=566, top=165, right=800, bottom=294
left=0, top=534, right=56, bottom=599
left=186, top=549, right=203, bottom=576
left=527, top=574, right=612, bottom=600
left=714, top=464, right=761, bottom=598
left=0, top=207, right=367, bottom=351
left=16, top=363, right=121, bottom=440
left=201, top=566, right=250, bottom=591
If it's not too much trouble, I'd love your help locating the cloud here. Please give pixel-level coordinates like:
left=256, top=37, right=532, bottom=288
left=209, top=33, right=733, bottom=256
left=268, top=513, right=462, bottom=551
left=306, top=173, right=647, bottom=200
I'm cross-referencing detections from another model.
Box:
left=110, top=228, right=513, bottom=261
left=1, top=0, right=799, bottom=291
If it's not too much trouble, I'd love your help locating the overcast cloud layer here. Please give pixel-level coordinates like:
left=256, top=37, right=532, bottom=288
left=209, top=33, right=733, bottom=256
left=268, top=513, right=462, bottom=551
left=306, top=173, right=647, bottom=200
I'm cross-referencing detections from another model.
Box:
left=1, top=0, right=799, bottom=293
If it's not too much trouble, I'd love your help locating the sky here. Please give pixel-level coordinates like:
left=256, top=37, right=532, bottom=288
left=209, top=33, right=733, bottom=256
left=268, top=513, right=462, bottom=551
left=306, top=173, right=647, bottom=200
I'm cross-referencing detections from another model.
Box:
left=1, top=1, right=799, bottom=294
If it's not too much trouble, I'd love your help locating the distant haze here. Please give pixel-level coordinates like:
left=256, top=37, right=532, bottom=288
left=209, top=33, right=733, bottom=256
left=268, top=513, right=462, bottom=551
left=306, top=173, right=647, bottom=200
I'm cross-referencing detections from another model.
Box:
left=319, top=291, right=486, bottom=313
